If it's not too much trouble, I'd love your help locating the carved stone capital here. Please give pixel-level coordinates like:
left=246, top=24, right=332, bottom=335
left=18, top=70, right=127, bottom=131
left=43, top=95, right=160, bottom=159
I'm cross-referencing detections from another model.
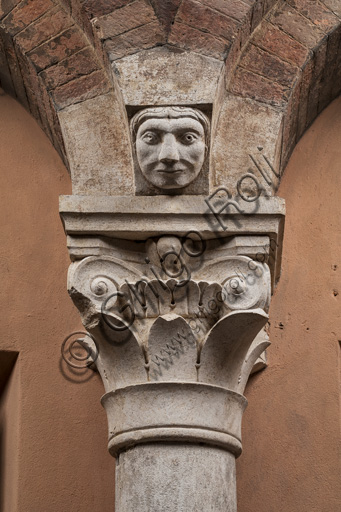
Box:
left=61, top=195, right=284, bottom=466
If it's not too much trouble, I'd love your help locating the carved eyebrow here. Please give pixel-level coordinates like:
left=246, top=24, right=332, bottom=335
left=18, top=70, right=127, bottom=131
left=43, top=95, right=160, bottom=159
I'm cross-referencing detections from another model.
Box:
left=140, top=127, right=203, bottom=137
left=139, top=127, right=162, bottom=136
left=175, top=128, right=202, bottom=135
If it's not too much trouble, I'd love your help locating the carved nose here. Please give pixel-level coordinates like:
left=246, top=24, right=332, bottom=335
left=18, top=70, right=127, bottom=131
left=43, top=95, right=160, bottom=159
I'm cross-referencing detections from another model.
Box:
left=159, top=135, right=179, bottom=163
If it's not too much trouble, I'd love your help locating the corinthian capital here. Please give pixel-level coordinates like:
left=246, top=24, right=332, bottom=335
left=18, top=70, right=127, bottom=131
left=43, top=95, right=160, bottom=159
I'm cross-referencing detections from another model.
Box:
left=61, top=195, right=284, bottom=465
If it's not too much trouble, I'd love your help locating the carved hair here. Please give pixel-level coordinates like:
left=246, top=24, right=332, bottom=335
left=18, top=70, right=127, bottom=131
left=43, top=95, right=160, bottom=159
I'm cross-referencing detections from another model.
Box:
left=130, top=106, right=210, bottom=154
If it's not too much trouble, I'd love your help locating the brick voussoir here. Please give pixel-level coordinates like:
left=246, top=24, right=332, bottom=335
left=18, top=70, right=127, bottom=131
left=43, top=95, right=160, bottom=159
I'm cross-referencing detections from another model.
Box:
left=93, top=0, right=157, bottom=40
left=1, top=0, right=54, bottom=37
left=27, top=26, right=88, bottom=72
left=252, top=20, right=310, bottom=68
left=239, top=44, right=299, bottom=88
left=286, top=0, right=340, bottom=33
left=39, top=47, right=100, bottom=90
left=169, top=20, right=230, bottom=60
left=52, top=70, right=111, bottom=110
left=176, top=0, right=241, bottom=42
left=104, top=20, right=166, bottom=60
left=14, top=6, right=72, bottom=54
left=230, top=67, right=292, bottom=108
left=269, top=3, right=326, bottom=48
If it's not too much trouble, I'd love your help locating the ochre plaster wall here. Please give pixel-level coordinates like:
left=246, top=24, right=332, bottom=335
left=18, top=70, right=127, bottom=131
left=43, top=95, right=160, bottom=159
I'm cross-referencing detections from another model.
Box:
left=0, top=90, right=115, bottom=511
left=0, top=89, right=339, bottom=511
left=237, top=97, right=341, bottom=512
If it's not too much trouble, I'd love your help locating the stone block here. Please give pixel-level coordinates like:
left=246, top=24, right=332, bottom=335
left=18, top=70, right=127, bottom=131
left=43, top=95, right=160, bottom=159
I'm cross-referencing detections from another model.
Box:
left=58, top=92, right=134, bottom=195
left=211, top=94, right=283, bottom=196
left=113, top=46, right=223, bottom=106
left=252, top=20, right=310, bottom=67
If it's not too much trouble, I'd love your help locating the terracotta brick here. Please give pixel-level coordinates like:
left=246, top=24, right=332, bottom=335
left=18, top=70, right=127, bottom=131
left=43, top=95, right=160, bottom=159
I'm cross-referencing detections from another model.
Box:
left=262, top=0, right=277, bottom=14
left=149, top=0, right=182, bottom=33
left=104, top=20, right=166, bottom=60
left=0, top=0, right=19, bottom=19
left=240, top=44, right=299, bottom=87
left=16, top=48, right=44, bottom=122
left=318, top=26, right=341, bottom=112
left=200, top=0, right=253, bottom=45
left=296, top=58, right=313, bottom=137
left=270, top=4, right=325, bottom=48
left=52, top=70, right=110, bottom=110
left=321, top=0, right=341, bottom=17
left=306, top=38, right=328, bottom=126
left=40, top=82, right=66, bottom=158
left=14, top=7, right=72, bottom=53
left=0, top=30, right=29, bottom=108
left=176, top=0, right=240, bottom=42
left=28, top=26, right=87, bottom=72
left=2, top=0, right=54, bottom=36
left=39, top=47, right=99, bottom=90
left=250, top=0, right=264, bottom=32
left=252, top=21, right=310, bottom=67
left=68, top=0, right=95, bottom=45
left=200, top=0, right=251, bottom=21
left=331, top=35, right=341, bottom=97
left=94, top=0, right=156, bottom=40
left=281, top=79, right=300, bottom=166
left=287, top=0, right=339, bottom=32
left=81, top=0, right=132, bottom=18
left=225, top=34, right=244, bottom=83
left=169, top=21, right=230, bottom=60
left=0, top=32, right=15, bottom=94
left=230, top=67, right=290, bottom=108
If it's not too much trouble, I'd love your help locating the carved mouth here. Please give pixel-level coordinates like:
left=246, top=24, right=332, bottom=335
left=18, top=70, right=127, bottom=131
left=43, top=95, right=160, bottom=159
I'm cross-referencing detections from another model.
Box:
left=157, top=169, right=185, bottom=174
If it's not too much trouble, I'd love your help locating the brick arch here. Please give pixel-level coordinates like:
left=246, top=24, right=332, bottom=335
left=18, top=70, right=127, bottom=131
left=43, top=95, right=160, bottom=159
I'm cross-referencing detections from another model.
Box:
left=89, top=0, right=277, bottom=64
left=0, top=0, right=276, bottom=170
left=0, top=0, right=113, bottom=164
left=0, top=0, right=340, bottom=181
left=228, top=0, right=341, bottom=174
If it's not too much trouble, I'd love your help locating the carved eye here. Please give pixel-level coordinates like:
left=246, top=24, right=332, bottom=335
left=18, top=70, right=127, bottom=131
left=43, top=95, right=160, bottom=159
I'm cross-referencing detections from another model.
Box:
left=180, top=132, right=198, bottom=145
left=141, top=131, right=159, bottom=144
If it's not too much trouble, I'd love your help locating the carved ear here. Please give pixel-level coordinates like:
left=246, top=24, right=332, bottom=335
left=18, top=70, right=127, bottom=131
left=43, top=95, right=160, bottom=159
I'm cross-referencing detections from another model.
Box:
left=199, top=309, right=268, bottom=392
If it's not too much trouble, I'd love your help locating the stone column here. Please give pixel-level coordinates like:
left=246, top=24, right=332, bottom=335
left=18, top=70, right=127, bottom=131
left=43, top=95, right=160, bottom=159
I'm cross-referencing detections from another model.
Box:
left=60, top=194, right=284, bottom=512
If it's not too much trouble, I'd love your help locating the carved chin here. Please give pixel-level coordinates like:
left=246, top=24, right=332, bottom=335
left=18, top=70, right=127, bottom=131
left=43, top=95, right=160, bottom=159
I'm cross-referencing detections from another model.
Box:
left=142, top=169, right=201, bottom=190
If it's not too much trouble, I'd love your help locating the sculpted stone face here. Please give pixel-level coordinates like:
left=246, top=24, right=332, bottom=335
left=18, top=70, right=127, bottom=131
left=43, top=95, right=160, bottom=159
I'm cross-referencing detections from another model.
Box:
left=132, top=108, right=209, bottom=190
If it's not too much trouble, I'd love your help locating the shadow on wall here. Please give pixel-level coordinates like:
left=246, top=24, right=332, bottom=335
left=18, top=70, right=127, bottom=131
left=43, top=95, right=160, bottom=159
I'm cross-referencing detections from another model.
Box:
left=0, top=351, right=19, bottom=512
